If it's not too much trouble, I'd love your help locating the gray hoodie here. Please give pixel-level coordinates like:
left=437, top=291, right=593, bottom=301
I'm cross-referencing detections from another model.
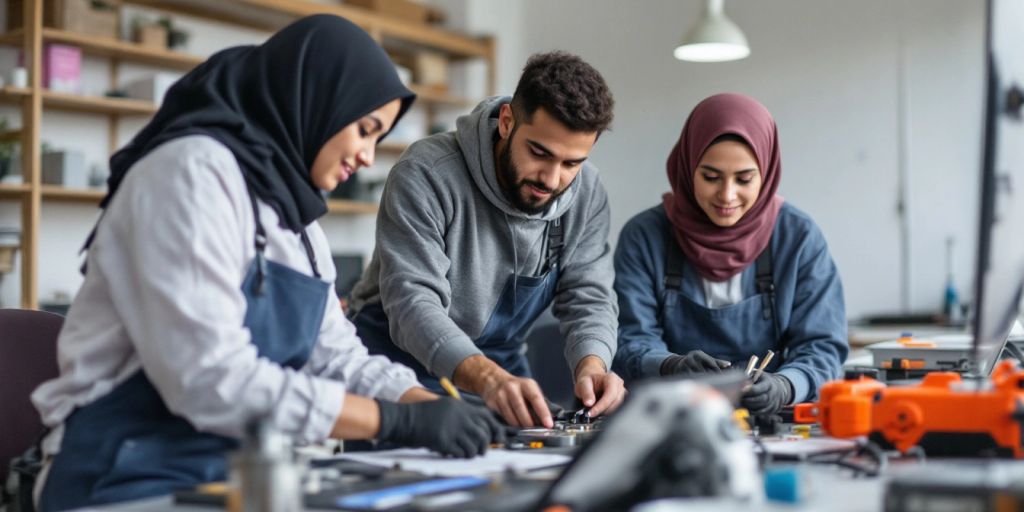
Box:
left=350, top=97, right=617, bottom=379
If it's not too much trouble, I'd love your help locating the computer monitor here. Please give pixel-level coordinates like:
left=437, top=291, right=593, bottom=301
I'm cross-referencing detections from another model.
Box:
left=969, top=0, right=1024, bottom=376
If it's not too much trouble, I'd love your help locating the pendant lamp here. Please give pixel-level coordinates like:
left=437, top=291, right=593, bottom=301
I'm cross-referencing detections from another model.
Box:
left=674, top=0, right=750, bottom=62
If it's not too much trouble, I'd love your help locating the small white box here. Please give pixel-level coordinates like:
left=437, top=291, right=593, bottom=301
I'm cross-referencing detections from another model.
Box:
left=42, top=150, right=87, bottom=188
left=123, top=73, right=180, bottom=105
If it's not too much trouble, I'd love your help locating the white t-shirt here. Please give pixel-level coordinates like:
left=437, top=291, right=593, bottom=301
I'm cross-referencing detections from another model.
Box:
left=32, top=135, right=420, bottom=456
left=702, top=273, right=744, bottom=309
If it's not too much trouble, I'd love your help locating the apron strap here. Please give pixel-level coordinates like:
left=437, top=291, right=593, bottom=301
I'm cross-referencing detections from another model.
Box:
left=79, top=211, right=107, bottom=275
left=544, top=216, right=565, bottom=273
left=246, top=184, right=270, bottom=295
left=754, top=244, right=781, bottom=340
left=299, top=230, right=321, bottom=279
left=754, top=245, right=774, bottom=319
left=664, top=225, right=684, bottom=291
left=244, top=184, right=322, bottom=292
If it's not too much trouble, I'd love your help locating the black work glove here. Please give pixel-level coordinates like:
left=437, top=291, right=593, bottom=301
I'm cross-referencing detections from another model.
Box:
left=376, top=397, right=506, bottom=458
left=740, top=373, right=793, bottom=416
left=660, top=350, right=732, bottom=376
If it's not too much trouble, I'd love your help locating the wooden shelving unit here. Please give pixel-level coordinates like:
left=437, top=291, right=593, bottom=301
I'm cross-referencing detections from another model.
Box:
left=122, top=0, right=494, bottom=62
left=0, top=0, right=495, bottom=309
left=38, top=185, right=105, bottom=203
left=0, top=28, right=205, bottom=70
left=0, top=183, right=30, bottom=200
left=42, top=91, right=158, bottom=115
left=377, top=141, right=409, bottom=154
left=407, top=84, right=474, bottom=107
left=327, top=199, right=379, bottom=215
left=0, top=86, right=31, bottom=100
left=32, top=185, right=379, bottom=214
left=0, top=87, right=157, bottom=115
left=0, top=129, right=22, bottom=142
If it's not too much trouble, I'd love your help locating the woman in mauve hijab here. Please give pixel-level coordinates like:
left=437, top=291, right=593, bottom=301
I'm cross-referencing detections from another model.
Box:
left=32, top=15, right=501, bottom=511
left=612, top=93, right=848, bottom=416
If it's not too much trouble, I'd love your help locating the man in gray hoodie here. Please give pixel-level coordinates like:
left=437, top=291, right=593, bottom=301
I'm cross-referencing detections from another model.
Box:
left=349, top=52, right=623, bottom=428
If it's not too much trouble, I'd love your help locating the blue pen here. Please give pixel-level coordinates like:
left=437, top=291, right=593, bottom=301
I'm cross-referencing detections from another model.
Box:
left=336, top=476, right=489, bottom=510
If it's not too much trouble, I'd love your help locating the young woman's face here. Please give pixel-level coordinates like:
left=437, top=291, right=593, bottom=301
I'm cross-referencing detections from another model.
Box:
left=310, top=99, right=402, bottom=192
left=692, top=139, right=762, bottom=227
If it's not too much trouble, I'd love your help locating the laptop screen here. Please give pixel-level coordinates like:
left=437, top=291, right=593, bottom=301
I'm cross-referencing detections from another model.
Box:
left=970, top=0, right=1024, bottom=376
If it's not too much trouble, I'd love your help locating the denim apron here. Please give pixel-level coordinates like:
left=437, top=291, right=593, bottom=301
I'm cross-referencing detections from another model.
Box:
left=353, top=217, right=565, bottom=391
left=40, top=188, right=331, bottom=511
left=661, top=230, right=782, bottom=370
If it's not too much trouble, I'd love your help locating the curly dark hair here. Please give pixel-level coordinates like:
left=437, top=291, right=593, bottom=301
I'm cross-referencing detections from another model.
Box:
left=510, top=51, right=614, bottom=134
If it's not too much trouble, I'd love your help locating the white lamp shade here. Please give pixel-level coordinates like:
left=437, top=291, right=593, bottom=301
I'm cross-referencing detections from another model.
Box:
left=674, top=0, right=750, bottom=62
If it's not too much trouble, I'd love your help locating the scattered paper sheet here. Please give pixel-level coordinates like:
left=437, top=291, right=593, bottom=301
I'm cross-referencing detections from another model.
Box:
left=756, top=437, right=858, bottom=457
left=333, top=448, right=571, bottom=477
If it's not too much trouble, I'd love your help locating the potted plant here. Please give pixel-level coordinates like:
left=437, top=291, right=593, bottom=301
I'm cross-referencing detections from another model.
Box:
left=158, top=17, right=191, bottom=51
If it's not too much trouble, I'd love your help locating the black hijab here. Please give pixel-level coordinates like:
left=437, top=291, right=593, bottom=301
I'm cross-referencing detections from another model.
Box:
left=104, top=14, right=414, bottom=232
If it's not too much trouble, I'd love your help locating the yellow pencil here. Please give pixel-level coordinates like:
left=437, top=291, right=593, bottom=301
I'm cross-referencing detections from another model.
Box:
left=439, top=377, right=462, bottom=401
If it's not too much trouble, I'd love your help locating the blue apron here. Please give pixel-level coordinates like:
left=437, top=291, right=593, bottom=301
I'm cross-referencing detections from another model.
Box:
left=661, top=231, right=783, bottom=370
left=40, top=188, right=331, bottom=511
left=353, top=217, right=565, bottom=392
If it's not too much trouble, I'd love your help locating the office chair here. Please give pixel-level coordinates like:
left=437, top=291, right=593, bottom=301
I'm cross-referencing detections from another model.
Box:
left=0, top=309, right=63, bottom=488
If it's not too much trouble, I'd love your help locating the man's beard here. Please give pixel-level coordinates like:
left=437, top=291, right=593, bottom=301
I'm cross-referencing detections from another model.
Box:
left=497, top=141, right=568, bottom=215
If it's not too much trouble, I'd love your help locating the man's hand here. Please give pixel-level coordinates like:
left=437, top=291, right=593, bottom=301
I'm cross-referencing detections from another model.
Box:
left=454, top=355, right=553, bottom=428
left=479, top=374, right=552, bottom=427
left=573, top=356, right=625, bottom=418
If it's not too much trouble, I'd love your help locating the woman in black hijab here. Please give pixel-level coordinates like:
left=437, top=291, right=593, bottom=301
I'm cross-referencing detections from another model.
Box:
left=33, top=15, right=502, bottom=510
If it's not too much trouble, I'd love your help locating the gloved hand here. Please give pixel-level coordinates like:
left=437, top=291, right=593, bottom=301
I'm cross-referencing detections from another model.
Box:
left=660, top=350, right=732, bottom=376
left=376, top=397, right=506, bottom=458
left=740, top=373, right=793, bottom=416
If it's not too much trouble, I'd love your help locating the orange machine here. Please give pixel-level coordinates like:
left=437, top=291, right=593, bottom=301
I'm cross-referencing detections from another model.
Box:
left=793, top=360, right=1024, bottom=458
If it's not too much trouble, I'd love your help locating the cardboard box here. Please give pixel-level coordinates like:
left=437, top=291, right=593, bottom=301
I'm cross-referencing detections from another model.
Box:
left=42, top=44, right=81, bottom=93
left=123, top=73, right=179, bottom=105
left=41, top=150, right=87, bottom=188
left=412, top=50, right=448, bottom=91
left=346, top=0, right=428, bottom=24
left=8, top=0, right=120, bottom=40
left=134, top=24, right=168, bottom=50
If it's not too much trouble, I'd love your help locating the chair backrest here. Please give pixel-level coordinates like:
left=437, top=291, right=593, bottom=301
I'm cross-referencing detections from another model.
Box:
left=0, top=309, right=63, bottom=483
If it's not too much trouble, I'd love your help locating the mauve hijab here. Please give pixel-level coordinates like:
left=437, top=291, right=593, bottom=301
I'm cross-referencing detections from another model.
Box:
left=662, top=93, right=784, bottom=282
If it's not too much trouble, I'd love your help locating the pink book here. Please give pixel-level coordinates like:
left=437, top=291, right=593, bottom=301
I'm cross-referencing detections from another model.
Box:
left=42, top=44, right=82, bottom=93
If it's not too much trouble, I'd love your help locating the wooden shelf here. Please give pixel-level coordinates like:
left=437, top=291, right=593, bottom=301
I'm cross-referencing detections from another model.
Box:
left=42, top=91, right=158, bottom=116
left=407, top=84, right=474, bottom=107
left=0, top=88, right=158, bottom=116
left=377, top=141, right=408, bottom=154
left=0, top=129, right=22, bottom=142
left=0, top=87, right=31, bottom=101
left=326, top=199, right=378, bottom=215
left=0, top=29, right=204, bottom=70
left=0, top=183, right=30, bottom=200
left=34, top=186, right=377, bottom=216
left=121, top=0, right=491, bottom=59
left=40, top=185, right=106, bottom=203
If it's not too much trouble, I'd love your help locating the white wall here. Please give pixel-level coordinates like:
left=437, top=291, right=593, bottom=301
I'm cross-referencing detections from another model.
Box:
left=448, top=0, right=985, bottom=319
left=0, top=1, right=988, bottom=320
